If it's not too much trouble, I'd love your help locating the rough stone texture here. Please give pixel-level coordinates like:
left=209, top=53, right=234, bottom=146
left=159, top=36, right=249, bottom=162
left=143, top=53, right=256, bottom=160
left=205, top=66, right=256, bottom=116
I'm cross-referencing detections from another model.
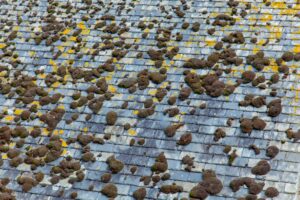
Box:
left=0, top=0, right=299, bottom=200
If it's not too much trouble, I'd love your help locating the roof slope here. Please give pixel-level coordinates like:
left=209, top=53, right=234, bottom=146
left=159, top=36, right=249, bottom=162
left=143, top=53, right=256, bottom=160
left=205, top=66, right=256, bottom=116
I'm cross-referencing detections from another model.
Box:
left=0, top=0, right=300, bottom=199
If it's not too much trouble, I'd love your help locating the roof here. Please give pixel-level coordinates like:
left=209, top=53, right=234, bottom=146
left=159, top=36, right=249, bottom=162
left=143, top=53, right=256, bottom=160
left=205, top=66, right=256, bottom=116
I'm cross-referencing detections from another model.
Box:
left=0, top=0, right=300, bottom=199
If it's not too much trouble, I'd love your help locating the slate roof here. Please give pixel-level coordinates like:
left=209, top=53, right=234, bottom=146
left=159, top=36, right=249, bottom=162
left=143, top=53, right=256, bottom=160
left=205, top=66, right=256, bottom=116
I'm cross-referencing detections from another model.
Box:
left=0, top=0, right=300, bottom=199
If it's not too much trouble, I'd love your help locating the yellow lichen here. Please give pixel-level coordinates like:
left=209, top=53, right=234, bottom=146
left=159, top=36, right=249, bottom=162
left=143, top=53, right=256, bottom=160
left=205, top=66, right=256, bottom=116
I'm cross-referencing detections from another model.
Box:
left=61, top=139, right=68, bottom=147
left=293, top=45, right=300, bottom=53
left=42, top=128, right=49, bottom=136
left=132, top=110, right=139, bottom=115
left=14, top=109, right=23, bottom=115
left=28, top=51, right=36, bottom=57
left=271, top=2, right=286, bottom=9
left=0, top=44, right=6, bottom=49
left=205, top=40, right=216, bottom=47
left=81, top=29, right=90, bottom=35
left=260, top=14, right=273, bottom=22
left=69, top=36, right=77, bottom=41
left=52, top=82, right=60, bottom=88
left=148, top=89, right=156, bottom=96
left=2, top=154, right=7, bottom=160
left=62, top=28, right=71, bottom=35
left=4, top=115, right=13, bottom=121
left=57, top=46, right=65, bottom=52
left=128, top=129, right=137, bottom=136
left=108, top=85, right=116, bottom=93
left=38, top=74, right=46, bottom=79
left=77, top=21, right=87, bottom=30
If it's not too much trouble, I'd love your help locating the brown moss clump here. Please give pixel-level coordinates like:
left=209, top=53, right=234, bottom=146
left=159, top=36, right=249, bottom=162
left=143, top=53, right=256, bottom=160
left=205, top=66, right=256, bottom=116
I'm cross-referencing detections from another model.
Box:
left=281, top=51, right=294, bottom=62
left=106, top=156, right=124, bottom=174
left=17, top=175, right=37, bottom=192
left=101, top=183, right=118, bottom=198
left=191, top=22, right=200, bottom=32
left=178, top=87, right=191, bottom=101
left=223, top=145, right=231, bottom=154
left=249, top=144, right=260, bottom=155
left=252, top=117, right=266, bottom=130
left=155, top=88, right=167, bottom=102
left=101, top=173, right=111, bottom=183
left=106, top=111, right=117, bottom=125
left=265, top=187, right=279, bottom=198
left=164, top=123, right=184, bottom=137
left=251, top=160, right=270, bottom=175
left=39, top=96, right=52, bottom=106
left=9, top=156, right=23, bottom=168
left=34, top=172, right=44, bottom=182
left=140, top=176, right=151, bottom=185
left=12, top=126, right=29, bottom=138
left=164, top=107, right=179, bottom=117
left=20, top=110, right=31, bottom=120
left=118, top=78, right=137, bottom=88
left=0, top=126, right=12, bottom=144
left=214, top=42, right=223, bottom=50
left=267, top=99, right=282, bottom=117
left=50, top=176, right=60, bottom=185
left=239, top=94, right=254, bottom=107
left=182, top=155, right=194, bottom=171
left=69, top=191, right=77, bottom=199
left=137, top=69, right=150, bottom=90
left=49, top=157, right=81, bottom=182
left=7, top=149, right=20, bottom=159
left=81, top=152, right=95, bottom=162
left=294, top=53, right=300, bottom=61
left=147, top=49, right=163, bottom=61
left=153, top=176, right=161, bottom=183
left=240, top=118, right=253, bottom=133
left=266, top=145, right=279, bottom=159
left=183, top=58, right=208, bottom=69
left=222, top=31, right=245, bottom=44
left=213, top=14, right=235, bottom=27
left=270, top=73, right=280, bottom=84
left=39, top=108, right=65, bottom=131
left=251, top=96, right=266, bottom=108
left=177, top=132, right=192, bottom=145
left=0, top=177, right=15, bottom=199
left=143, top=98, right=153, bottom=108
left=189, top=185, right=208, bottom=199
left=252, top=75, right=265, bottom=87
left=207, top=52, right=220, bottom=66
left=228, top=150, right=237, bottom=166
left=202, top=74, right=225, bottom=97
left=285, top=128, right=300, bottom=141
left=165, top=96, right=175, bottom=106
left=246, top=51, right=270, bottom=71
left=184, top=72, right=204, bottom=94
left=182, top=22, right=189, bottom=29
left=160, top=183, right=183, bottom=194
left=151, top=152, right=168, bottom=173
left=240, top=117, right=266, bottom=134
left=77, top=134, right=94, bottom=146
left=214, top=128, right=226, bottom=142
left=133, top=187, right=146, bottom=200
left=278, top=64, right=289, bottom=75
left=149, top=72, right=166, bottom=84
left=230, top=177, right=264, bottom=195
left=130, top=166, right=137, bottom=174
left=137, top=107, right=155, bottom=118
left=242, top=71, right=256, bottom=83
left=200, top=176, right=223, bottom=195
left=189, top=170, right=223, bottom=198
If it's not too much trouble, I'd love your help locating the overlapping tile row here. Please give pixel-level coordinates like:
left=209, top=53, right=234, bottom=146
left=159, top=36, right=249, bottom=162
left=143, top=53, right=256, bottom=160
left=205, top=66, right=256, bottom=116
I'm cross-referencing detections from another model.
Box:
left=0, top=0, right=300, bottom=199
